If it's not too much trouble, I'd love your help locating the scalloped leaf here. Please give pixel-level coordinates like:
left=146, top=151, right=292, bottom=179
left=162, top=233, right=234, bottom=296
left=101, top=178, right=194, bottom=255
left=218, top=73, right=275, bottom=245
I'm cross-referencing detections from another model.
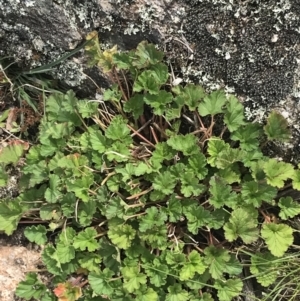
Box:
left=261, top=223, right=293, bottom=257
left=264, top=111, right=291, bottom=142
left=198, top=90, right=227, bottom=116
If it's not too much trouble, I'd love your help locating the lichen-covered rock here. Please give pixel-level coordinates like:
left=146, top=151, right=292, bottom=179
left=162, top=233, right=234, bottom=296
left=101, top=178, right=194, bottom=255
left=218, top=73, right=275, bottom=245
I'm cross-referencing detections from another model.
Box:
left=1, top=0, right=300, bottom=161
left=183, top=0, right=300, bottom=105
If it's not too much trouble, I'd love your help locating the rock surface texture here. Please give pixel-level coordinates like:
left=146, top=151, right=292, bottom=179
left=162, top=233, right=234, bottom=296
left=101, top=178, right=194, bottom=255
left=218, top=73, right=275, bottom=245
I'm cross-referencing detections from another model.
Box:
left=0, top=0, right=300, bottom=159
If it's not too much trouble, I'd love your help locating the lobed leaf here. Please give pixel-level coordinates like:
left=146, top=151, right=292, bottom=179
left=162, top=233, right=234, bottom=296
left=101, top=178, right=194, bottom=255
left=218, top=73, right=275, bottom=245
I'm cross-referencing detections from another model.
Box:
left=261, top=223, right=293, bottom=257
left=263, top=159, right=294, bottom=188
left=73, top=227, right=99, bottom=252
left=16, top=272, right=47, bottom=300
left=108, top=223, right=136, bottom=249
left=214, top=278, right=243, bottom=301
left=250, top=252, right=278, bottom=287
left=198, top=90, right=227, bottom=116
left=24, top=225, right=48, bottom=245
left=224, top=95, right=246, bottom=132
left=278, top=196, right=300, bottom=220
left=264, top=111, right=291, bottom=142
left=224, top=207, right=259, bottom=244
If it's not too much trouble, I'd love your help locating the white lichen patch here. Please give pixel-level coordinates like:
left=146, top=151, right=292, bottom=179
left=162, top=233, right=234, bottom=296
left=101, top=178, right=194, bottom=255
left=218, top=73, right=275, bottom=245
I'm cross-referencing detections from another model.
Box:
left=54, top=60, right=87, bottom=87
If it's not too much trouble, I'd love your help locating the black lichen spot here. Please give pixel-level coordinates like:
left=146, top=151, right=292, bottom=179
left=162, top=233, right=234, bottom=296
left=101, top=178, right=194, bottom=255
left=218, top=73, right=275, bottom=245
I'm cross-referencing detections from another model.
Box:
left=183, top=0, right=300, bottom=104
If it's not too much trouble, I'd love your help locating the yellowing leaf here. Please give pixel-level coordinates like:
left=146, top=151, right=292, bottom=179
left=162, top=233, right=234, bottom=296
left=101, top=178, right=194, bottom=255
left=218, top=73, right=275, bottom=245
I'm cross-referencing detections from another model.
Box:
left=99, top=45, right=118, bottom=72
left=0, top=139, right=29, bottom=165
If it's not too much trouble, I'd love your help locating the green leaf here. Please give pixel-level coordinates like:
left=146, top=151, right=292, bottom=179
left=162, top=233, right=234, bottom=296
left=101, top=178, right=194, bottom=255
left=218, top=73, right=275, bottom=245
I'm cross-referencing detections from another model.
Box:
left=88, top=127, right=108, bottom=153
left=112, top=52, right=133, bottom=69
left=77, top=100, right=98, bottom=118
left=136, top=287, right=159, bottom=301
left=78, top=252, right=102, bottom=273
left=73, top=227, right=99, bottom=252
left=223, top=95, right=246, bottom=132
left=99, top=196, right=126, bottom=220
left=224, top=207, right=259, bottom=244
left=292, top=168, right=300, bottom=190
left=166, top=284, right=189, bottom=301
left=103, top=84, right=122, bottom=102
left=121, top=266, right=147, bottom=293
left=179, top=250, right=206, bottom=281
left=183, top=204, right=212, bottom=234
left=39, top=203, right=62, bottom=220
left=207, top=138, right=229, bottom=167
left=186, top=152, right=208, bottom=180
left=204, top=246, right=230, bottom=279
left=208, top=209, right=229, bottom=229
left=123, top=94, right=145, bottom=120
left=231, top=123, right=262, bottom=151
left=0, top=165, right=8, bottom=187
left=45, top=91, right=81, bottom=125
left=105, top=115, right=132, bottom=143
left=44, top=174, right=61, bottom=203
left=180, top=172, right=206, bottom=197
left=139, top=224, right=168, bottom=249
left=179, top=84, right=206, bottom=110
left=198, top=90, right=227, bottom=116
left=15, top=272, right=47, bottom=300
left=241, top=181, right=277, bottom=207
left=214, top=278, right=243, bottom=301
left=55, top=241, right=76, bottom=263
left=106, top=141, right=131, bottom=162
left=185, top=272, right=211, bottom=290
left=144, top=258, right=168, bottom=287
left=133, top=70, right=160, bottom=95
left=153, top=170, right=177, bottom=195
left=165, top=250, right=185, bottom=266
left=40, top=121, right=74, bottom=142
left=60, top=192, right=76, bottom=218
left=0, top=200, right=28, bottom=235
left=24, top=225, right=47, bottom=245
left=263, top=159, right=294, bottom=188
left=152, top=142, right=177, bottom=163
left=149, top=63, right=169, bottom=85
left=66, top=174, right=94, bottom=202
left=166, top=195, right=183, bottom=222
left=217, top=164, right=241, bottom=184
left=214, top=147, right=242, bottom=169
left=278, top=196, right=300, bottom=220
left=98, top=238, right=120, bottom=273
left=208, top=176, right=237, bottom=209
left=42, top=245, right=64, bottom=275
left=108, top=223, right=136, bottom=249
left=57, top=153, right=90, bottom=177
left=261, top=223, right=293, bottom=257
left=133, top=41, right=164, bottom=67
left=144, top=90, right=173, bottom=115
left=224, top=256, right=243, bottom=276
left=167, top=134, right=199, bottom=156
left=250, top=252, right=278, bottom=287
left=89, top=269, right=119, bottom=296
left=78, top=199, right=97, bottom=226
left=264, top=111, right=291, bottom=142
left=139, top=207, right=168, bottom=232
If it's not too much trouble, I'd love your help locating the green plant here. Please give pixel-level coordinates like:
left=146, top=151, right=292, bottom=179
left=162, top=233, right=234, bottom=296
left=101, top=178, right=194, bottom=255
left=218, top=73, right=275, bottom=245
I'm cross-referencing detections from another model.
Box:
left=2, top=36, right=300, bottom=300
